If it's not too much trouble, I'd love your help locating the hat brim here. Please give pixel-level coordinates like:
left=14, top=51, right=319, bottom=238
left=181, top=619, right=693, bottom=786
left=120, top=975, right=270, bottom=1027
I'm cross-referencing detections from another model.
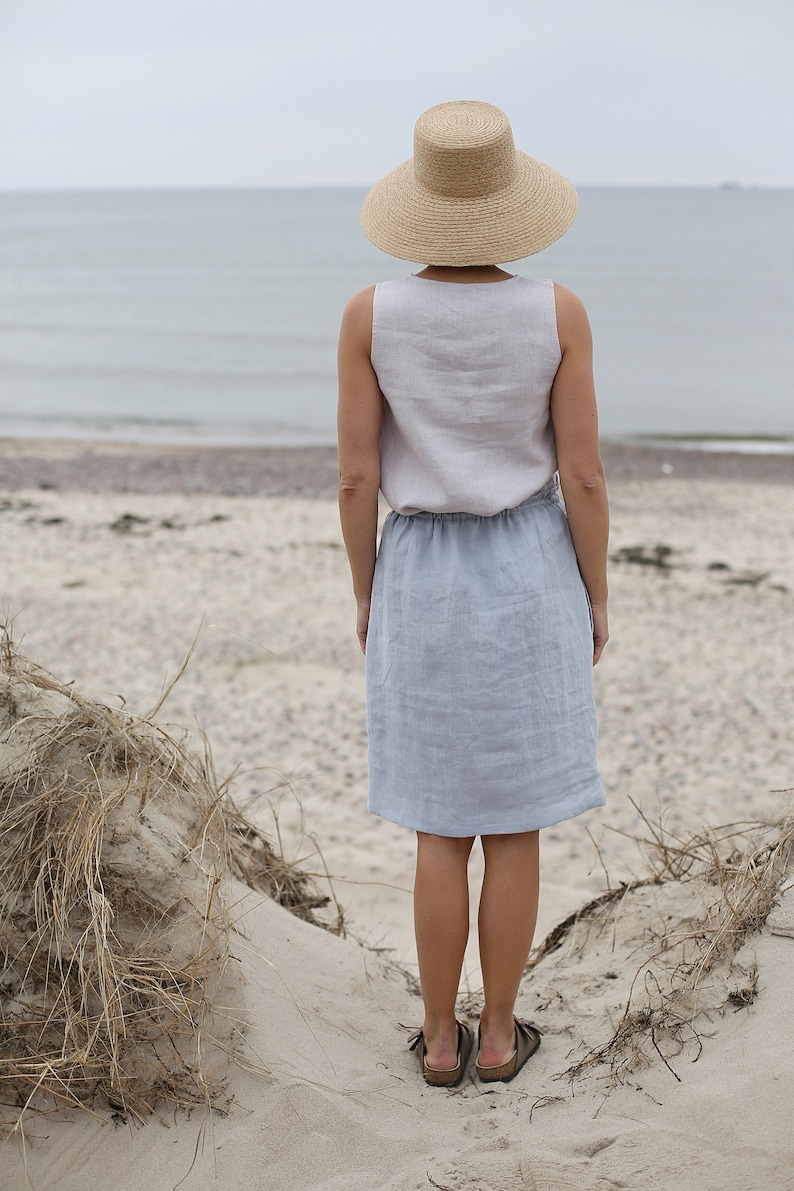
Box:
left=361, top=151, right=578, bottom=266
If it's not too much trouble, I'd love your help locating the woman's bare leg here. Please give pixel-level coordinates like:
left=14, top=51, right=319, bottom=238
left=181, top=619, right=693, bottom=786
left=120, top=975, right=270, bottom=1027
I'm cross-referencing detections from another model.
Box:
left=414, top=831, right=475, bottom=1069
left=477, top=830, right=540, bottom=1067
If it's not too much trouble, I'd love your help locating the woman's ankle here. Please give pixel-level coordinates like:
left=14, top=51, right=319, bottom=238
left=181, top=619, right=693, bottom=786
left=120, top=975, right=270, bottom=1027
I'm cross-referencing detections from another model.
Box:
left=477, top=1008, right=517, bottom=1065
left=421, top=1013, right=460, bottom=1066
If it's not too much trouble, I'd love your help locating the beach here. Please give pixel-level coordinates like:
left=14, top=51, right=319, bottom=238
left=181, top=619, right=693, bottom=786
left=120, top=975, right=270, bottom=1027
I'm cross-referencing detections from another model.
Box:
left=2, top=437, right=793, bottom=1191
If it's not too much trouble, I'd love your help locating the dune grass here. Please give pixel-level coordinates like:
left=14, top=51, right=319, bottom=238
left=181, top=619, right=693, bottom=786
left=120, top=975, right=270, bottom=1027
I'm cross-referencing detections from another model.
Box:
left=0, top=628, right=339, bottom=1128
left=537, top=802, right=794, bottom=1085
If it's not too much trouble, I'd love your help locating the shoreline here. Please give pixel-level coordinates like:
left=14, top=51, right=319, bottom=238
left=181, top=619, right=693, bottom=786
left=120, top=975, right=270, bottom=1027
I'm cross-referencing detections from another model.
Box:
left=2, top=437, right=794, bottom=496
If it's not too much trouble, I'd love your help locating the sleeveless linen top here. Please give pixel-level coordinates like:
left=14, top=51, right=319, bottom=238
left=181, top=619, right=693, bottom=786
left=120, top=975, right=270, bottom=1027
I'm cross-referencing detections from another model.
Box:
left=371, top=274, right=561, bottom=516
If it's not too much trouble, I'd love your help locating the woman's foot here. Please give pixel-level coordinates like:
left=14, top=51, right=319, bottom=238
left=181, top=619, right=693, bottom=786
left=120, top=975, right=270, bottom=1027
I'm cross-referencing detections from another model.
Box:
left=476, top=1018, right=541, bottom=1083
left=418, top=1014, right=462, bottom=1070
left=476, top=1010, right=520, bottom=1069
left=410, top=1020, right=474, bottom=1087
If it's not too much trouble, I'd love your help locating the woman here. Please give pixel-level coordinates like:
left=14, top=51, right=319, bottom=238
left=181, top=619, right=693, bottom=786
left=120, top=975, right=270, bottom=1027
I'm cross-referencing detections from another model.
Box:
left=337, top=101, right=608, bottom=1086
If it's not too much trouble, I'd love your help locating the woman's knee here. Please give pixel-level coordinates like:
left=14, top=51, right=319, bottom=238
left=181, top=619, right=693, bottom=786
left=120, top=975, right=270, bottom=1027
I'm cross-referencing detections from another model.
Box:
left=481, top=830, right=539, bottom=859
left=416, top=831, right=475, bottom=862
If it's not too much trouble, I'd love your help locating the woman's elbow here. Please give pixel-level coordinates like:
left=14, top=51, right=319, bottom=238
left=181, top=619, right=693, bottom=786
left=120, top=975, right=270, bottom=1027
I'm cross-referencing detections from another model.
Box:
left=338, top=469, right=380, bottom=498
left=559, top=459, right=605, bottom=495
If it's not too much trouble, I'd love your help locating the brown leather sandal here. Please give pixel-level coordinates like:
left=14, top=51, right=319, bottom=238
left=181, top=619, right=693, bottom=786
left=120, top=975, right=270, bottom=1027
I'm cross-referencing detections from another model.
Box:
left=409, top=1020, right=474, bottom=1087
left=475, top=1019, right=541, bottom=1083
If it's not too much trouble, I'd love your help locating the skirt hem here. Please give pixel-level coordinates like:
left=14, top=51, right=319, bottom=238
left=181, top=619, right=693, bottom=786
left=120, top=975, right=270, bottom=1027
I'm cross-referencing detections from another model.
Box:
left=367, top=785, right=606, bottom=838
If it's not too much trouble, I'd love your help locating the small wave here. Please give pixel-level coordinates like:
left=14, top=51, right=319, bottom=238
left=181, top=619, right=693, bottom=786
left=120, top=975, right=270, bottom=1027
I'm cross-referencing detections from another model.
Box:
left=0, top=415, right=337, bottom=448
left=626, top=436, right=794, bottom=456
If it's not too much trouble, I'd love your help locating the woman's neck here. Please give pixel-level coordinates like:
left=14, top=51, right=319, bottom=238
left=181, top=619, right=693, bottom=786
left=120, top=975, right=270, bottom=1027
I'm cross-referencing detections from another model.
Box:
left=415, top=265, right=514, bottom=284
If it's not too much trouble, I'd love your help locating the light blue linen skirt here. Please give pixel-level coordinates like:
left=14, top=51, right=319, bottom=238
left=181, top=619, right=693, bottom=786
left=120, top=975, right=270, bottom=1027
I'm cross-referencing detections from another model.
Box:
left=366, top=485, right=606, bottom=836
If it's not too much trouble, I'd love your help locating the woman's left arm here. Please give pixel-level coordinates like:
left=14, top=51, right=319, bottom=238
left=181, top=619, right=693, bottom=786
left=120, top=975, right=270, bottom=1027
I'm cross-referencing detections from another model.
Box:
left=550, top=283, right=610, bottom=665
left=337, top=285, right=383, bottom=654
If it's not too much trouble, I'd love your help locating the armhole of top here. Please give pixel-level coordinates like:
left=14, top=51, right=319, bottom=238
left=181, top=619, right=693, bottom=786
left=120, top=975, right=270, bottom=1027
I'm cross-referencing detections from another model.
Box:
left=548, top=279, right=563, bottom=362
left=370, top=282, right=383, bottom=361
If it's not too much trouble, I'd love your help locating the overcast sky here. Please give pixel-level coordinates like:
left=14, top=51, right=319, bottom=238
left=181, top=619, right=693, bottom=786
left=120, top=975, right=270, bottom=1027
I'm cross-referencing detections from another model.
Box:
left=0, top=0, right=792, bottom=190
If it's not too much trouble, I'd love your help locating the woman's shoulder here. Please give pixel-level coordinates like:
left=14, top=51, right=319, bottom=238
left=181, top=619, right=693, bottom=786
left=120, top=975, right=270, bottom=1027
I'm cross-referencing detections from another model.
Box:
left=343, top=275, right=414, bottom=315
left=551, top=281, right=585, bottom=306
left=551, top=283, right=591, bottom=351
left=370, top=275, right=417, bottom=302
left=343, top=284, right=377, bottom=310
left=552, top=285, right=590, bottom=323
left=339, top=286, right=376, bottom=345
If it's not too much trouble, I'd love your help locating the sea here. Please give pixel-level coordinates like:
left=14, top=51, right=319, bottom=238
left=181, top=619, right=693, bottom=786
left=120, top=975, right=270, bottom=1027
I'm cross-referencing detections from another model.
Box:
left=0, top=186, right=792, bottom=449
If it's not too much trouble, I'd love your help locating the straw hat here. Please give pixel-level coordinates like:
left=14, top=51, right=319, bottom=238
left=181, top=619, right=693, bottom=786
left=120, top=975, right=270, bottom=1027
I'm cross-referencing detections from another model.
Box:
left=360, top=100, right=578, bottom=266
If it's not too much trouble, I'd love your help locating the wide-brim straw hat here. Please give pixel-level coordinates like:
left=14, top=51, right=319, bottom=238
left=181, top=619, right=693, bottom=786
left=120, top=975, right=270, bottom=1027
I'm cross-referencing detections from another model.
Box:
left=361, top=100, right=578, bottom=266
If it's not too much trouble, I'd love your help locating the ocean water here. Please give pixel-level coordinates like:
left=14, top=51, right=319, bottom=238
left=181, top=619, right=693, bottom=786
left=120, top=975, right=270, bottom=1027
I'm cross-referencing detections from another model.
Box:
left=0, top=187, right=792, bottom=445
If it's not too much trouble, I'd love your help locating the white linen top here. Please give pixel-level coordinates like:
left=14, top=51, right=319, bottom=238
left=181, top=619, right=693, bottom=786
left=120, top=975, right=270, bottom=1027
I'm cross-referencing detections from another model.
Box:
left=371, top=274, right=561, bottom=516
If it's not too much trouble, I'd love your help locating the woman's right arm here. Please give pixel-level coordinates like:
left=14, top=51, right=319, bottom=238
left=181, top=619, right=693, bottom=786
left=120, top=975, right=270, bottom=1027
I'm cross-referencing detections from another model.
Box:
left=550, top=283, right=610, bottom=665
left=337, top=285, right=383, bottom=654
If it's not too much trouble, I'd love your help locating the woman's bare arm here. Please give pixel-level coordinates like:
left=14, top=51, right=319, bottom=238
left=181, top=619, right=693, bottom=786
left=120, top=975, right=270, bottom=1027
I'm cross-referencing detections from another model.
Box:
left=550, top=283, right=610, bottom=664
left=337, top=285, right=383, bottom=653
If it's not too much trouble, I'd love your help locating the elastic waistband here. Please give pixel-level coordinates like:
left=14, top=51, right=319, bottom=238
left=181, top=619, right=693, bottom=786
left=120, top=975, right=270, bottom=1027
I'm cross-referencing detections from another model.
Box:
left=405, top=479, right=561, bottom=522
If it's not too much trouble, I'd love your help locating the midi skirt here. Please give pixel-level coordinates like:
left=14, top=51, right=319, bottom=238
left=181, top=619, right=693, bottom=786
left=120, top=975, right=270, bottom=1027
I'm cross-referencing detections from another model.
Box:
left=365, top=485, right=606, bottom=836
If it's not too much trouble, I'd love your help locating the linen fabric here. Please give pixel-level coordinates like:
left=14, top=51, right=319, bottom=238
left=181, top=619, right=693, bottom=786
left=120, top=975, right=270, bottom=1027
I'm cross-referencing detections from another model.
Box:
left=365, top=489, right=605, bottom=836
left=365, top=271, right=605, bottom=836
left=372, top=275, right=559, bottom=516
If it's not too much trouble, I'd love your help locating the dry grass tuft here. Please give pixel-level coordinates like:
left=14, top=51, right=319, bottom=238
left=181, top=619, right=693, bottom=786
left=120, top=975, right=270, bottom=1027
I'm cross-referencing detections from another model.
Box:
left=0, top=628, right=340, bottom=1128
left=552, top=802, right=794, bottom=1086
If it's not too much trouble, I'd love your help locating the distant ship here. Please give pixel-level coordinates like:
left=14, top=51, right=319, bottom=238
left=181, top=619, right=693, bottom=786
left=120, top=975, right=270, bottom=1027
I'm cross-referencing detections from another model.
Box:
left=720, top=181, right=742, bottom=190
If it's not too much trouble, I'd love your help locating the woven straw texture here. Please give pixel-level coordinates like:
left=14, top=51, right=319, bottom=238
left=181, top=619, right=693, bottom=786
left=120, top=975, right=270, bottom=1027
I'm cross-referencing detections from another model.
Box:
left=361, top=100, right=578, bottom=265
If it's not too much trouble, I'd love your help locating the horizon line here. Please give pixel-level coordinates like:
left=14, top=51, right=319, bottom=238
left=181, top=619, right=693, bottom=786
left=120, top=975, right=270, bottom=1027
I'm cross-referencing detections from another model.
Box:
left=1, top=181, right=793, bottom=197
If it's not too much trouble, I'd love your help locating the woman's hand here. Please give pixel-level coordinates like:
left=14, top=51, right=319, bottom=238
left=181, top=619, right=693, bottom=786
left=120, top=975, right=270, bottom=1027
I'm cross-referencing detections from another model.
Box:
left=591, top=600, right=609, bottom=665
left=356, top=599, right=371, bottom=654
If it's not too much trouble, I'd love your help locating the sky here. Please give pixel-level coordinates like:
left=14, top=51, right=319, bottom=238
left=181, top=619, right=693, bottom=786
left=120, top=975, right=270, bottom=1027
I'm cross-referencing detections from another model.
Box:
left=0, top=0, right=792, bottom=190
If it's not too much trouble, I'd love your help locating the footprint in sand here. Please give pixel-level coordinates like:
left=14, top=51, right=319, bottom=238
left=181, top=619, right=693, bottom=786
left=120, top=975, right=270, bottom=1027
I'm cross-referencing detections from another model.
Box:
left=384, top=1153, right=585, bottom=1191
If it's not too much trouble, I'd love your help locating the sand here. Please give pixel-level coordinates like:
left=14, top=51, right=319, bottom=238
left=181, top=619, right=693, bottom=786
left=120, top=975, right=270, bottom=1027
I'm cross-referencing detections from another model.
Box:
left=1, top=439, right=793, bottom=1191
